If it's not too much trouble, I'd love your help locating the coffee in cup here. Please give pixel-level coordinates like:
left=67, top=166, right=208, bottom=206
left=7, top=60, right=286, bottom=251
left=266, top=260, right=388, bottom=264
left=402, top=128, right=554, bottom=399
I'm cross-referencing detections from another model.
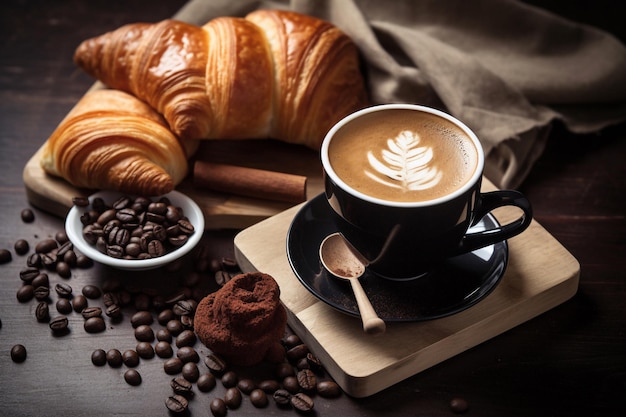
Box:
left=321, top=104, right=532, bottom=280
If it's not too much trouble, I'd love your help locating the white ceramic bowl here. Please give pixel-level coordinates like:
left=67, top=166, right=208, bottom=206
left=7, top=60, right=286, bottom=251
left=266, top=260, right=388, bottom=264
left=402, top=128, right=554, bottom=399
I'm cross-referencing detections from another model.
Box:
left=65, top=190, right=204, bottom=271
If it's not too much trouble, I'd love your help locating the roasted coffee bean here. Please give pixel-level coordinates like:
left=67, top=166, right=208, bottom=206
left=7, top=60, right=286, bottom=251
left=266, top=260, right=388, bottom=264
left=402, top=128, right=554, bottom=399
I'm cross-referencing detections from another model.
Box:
left=55, top=241, right=72, bottom=259
left=164, top=357, right=184, bottom=375
left=157, top=308, right=175, bottom=325
left=81, top=306, right=102, bottom=319
left=297, top=369, right=317, bottom=391
left=21, top=208, right=35, bottom=222
left=178, top=219, right=194, bottom=235
left=54, top=282, right=73, bottom=298
left=165, top=395, right=189, bottom=414
left=175, top=329, right=196, bottom=348
left=287, top=343, right=310, bottom=362
left=209, top=398, right=227, bottom=417
left=82, top=224, right=102, bottom=245
left=250, top=389, right=269, bottom=408
left=156, top=328, right=172, bottom=343
left=214, top=270, right=231, bottom=286
left=450, top=397, right=470, bottom=414
left=26, top=253, right=41, bottom=268
left=72, top=294, right=88, bottom=312
left=55, top=230, right=69, bottom=244
left=31, top=273, right=49, bottom=288
left=56, top=261, right=71, bottom=278
left=11, top=344, right=27, bottom=362
left=147, top=240, right=165, bottom=257
left=72, top=196, right=89, bottom=207
left=168, top=235, right=188, bottom=247
left=135, top=342, right=155, bottom=359
left=155, top=341, right=174, bottom=358
left=103, top=291, right=119, bottom=306
left=105, top=304, right=121, bottom=319
left=204, top=353, right=227, bottom=374
left=259, top=379, right=281, bottom=394
left=197, top=373, right=217, bottom=392
left=106, top=244, right=124, bottom=258
left=124, top=369, right=142, bottom=386
left=49, top=316, right=69, bottom=333
left=91, top=349, right=107, bottom=366
left=172, top=299, right=194, bottom=316
left=182, top=362, right=200, bottom=382
left=171, top=377, right=193, bottom=396
left=40, top=253, right=57, bottom=270
left=317, top=380, right=342, bottom=398
left=291, top=392, right=314, bottom=412
left=180, top=314, right=193, bottom=329
left=14, top=239, right=29, bottom=255
left=166, top=319, right=184, bottom=336
left=20, top=267, right=40, bottom=283
left=97, top=209, right=117, bottom=226
left=56, top=298, right=73, bottom=314
left=84, top=317, right=106, bottom=333
left=106, top=349, right=123, bottom=367
left=224, top=387, right=242, bottom=409
left=283, top=376, right=301, bottom=394
left=125, top=243, right=142, bottom=258
left=130, top=310, right=153, bottom=328
left=16, top=285, right=35, bottom=303
left=237, top=378, right=256, bottom=395
left=91, top=197, right=107, bottom=212
left=35, top=301, right=50, bottom=322
left=134, top=324, right=154, bottom=342
left=221, top=371, right=238, bottom=388
left=63, top=250, right=77, bottom=267
left=177, top=346, right=199, bottom=363
left=35, top=239, right=57, bottom=254
left=75, top=254, right=93, bottom=268
left=306, top=353, right=323, bottom=373
left=34, top=286, right=50, bottom=301
left=0, top=248, right=12, bottom=264
left=275, top=362, right=295, bottom=379
left=272, top=389, right=292, bottom=406
left=112, top=195, right=131, bottom=210
left=122, top=349, right=140, bottom=367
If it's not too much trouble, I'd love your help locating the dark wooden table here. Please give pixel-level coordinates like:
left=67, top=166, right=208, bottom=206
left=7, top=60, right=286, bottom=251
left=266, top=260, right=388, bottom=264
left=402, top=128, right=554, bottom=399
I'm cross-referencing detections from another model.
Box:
left=1, top=1, right=624, bottom=416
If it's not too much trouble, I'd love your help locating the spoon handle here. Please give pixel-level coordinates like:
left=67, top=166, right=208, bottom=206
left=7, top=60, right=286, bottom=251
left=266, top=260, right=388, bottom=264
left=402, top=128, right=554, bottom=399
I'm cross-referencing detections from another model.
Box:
left=350, top=279, right=386, bottom=335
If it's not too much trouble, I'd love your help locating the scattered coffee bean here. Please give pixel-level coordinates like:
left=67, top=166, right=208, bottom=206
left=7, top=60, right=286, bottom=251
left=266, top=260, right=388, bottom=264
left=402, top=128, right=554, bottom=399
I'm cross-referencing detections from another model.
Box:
left=56, top=261, right=71, bottom=278
left=157, top=308, right=175, bottom=325
left=210, top=398, right=227, bottom=417
left=55, top=230, right=69, bottom=244
left=306, top=353, right=323, bottom=373
left=106, top=349, right=123, bottom=367
left=291, top=392, right=314, bottom=413
left=49, top=315, right=69, bottom=333
left=165, top=395, right=189, bottom=414
left=214, top=270, right=231, bottom=286
left=297, top=369, right=317, bottom=391
left=287, top=343, right=309, bottom=362
left=0, top=248, right=12, bottom=263
left=134, top=324, right=154, bottom=342
left=76, top=255, right=93, bottom=268
left=16, top=285, right=35, bottom=303
left=197, top=373, right=216, bottom=392
left=172, top=299, right=194, bottom=316
left=317, top=380, right=342, bottom=398
left=124, top=369, right=142, bottom=386
left=81, top=306, right=102, bottom=319
left=283, top=376, right=300, bottom=394
left=91, top=349, right=107, bottom=366
left=84, top=317, right=106, bottom=333
left=35, top=301, right=50, bottom=322
left=224, top=386, right=242, bottom=409
left=14, top=239, right=29, bottom=255
left=237, top=378, right=256, bottom=394
left=221, top=370, right=238, bottom=388
left=19, top=267, right=40, bottom=283
left=135, top=342, right=155, bottom=359
left=122, top=349, right=140, bottom=367
left=56, top=298, right=73, bottom=314
left=155, top=341, right=174, bottom=359
left=250, top=388, right=269, bottom=408
left=259, top=379, right=281, bottom=394
left=54, top=282, right=73, bottom=298
left=177, top=346, right=199, bottom=363
left=175, top=329, right=196, bottom=348
left=273, top=389, right=292, bottom=406
left=72, top=196, right=90, bottom=207
left=11, top=344, right=27, bottom=363
left=33, top=286, right=50, bottom=301
left=164, top=357, right=184, bottom=375
left=170, top=377, right=193, bottom=396
left=156, top=328, right=172, bottom=343
left=182, top=362, right=200, bottom=382
left=31, top=272, right=49, bottom=288
left=450, top=397, right=469, bottom=414
left=21, top=208, right=35, bottom=223
left=166, top=319, right=184, bottom=336
left=275, top=362, right=295, bottom=379
left=130, top=310, right=153, bottom=328
left=26, top=253, right=41, bottom=268
left=72, top=294, right=88, bottom=312
left=35, top=238, right=58, bottom=254
left=105, top=304, right=121, bottom=319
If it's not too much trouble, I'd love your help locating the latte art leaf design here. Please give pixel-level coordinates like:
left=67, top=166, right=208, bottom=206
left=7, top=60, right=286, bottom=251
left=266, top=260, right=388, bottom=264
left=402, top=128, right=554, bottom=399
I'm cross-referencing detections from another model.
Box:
left=365, top=130, right=442, bottom=192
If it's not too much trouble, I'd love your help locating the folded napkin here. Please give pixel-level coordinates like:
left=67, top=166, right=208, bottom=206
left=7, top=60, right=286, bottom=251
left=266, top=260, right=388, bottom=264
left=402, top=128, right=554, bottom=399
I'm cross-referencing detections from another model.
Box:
left=174, top=0, right=626, bottom=188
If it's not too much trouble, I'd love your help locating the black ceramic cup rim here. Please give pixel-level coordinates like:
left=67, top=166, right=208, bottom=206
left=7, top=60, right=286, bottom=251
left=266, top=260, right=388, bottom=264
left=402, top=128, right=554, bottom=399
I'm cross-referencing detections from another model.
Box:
left=321, top=104, right=486, bottom=208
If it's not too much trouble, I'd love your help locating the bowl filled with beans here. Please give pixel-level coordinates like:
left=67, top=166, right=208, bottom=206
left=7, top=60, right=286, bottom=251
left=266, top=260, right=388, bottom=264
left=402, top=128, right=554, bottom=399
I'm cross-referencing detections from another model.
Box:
left=65, top=190, right=204, bottom=271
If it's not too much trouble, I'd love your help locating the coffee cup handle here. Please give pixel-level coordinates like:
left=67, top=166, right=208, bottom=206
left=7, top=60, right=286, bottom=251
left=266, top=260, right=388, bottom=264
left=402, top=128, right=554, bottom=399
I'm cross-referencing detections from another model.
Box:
left=456, top=190, right=533, bottom=254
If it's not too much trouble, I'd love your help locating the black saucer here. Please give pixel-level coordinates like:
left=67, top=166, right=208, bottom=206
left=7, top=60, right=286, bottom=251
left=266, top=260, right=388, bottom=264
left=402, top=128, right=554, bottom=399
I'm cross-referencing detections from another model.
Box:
left=286, top=194, right=508, bottom=322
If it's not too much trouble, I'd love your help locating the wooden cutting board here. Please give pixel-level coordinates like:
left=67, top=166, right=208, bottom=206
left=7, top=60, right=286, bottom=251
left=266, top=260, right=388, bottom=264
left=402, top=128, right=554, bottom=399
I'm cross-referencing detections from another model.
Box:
left=233, top=178, right=580, bottom=398
left=23, top=138, right=324, bottom=229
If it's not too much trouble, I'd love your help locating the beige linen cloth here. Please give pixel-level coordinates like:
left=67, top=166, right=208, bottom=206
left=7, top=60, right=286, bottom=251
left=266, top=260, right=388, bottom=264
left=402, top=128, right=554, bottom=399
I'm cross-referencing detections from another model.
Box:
left=174, top=0, right=626, bottom=189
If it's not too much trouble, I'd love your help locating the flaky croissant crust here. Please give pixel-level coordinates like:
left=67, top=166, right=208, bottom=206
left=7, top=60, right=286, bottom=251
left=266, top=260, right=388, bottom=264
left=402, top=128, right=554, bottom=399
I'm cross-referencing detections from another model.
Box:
left=73, top=9, right=369, bottom=149
left=40, top=89, right=192, bottom=196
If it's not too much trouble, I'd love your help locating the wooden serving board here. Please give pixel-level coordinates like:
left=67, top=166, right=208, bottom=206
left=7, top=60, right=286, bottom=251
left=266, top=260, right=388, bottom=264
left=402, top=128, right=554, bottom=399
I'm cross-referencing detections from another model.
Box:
left=233, top=178, right=580, bottom=398
left=23, top=138, right=324, bottom=229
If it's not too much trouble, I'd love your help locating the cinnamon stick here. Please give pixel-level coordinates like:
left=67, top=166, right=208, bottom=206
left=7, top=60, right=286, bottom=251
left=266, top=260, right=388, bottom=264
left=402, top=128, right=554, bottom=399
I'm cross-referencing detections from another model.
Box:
left=193, top=161, right=307, bottom=204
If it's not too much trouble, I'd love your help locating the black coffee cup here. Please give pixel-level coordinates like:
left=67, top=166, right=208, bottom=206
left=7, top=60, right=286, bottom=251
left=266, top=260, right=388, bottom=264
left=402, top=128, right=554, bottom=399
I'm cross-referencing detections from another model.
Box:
left=321, top=104, right=532, bottom=280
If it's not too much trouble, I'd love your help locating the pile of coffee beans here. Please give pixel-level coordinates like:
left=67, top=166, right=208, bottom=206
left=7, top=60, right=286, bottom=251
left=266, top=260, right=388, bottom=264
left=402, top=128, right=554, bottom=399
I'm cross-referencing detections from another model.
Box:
left=76, top=194, right=195, bottom=259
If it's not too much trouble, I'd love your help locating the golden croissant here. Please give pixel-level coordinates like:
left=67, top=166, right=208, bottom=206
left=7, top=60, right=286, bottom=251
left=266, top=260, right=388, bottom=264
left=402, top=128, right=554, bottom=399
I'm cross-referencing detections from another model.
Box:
left=73, top=9, right=369, bottom=149
left=40, top=89, right=196, bottom=196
